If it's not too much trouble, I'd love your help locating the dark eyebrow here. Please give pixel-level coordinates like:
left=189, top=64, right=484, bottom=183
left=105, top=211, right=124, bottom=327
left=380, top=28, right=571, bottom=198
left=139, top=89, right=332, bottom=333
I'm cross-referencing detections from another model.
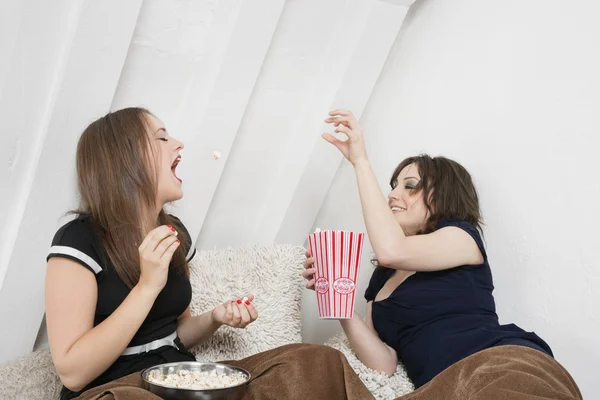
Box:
left=404, top=176, right=420, bottom=181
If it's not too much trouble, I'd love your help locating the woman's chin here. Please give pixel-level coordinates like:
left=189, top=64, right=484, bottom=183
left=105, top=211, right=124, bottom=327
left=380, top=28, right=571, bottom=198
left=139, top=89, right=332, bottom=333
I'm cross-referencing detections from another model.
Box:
left=171, top=190, right=184, bottom=201
left=161, top=190, right=184, bottom=205
left=394, top=215, right=405, bottom=226
left=396, top=221, right=412, bottom=236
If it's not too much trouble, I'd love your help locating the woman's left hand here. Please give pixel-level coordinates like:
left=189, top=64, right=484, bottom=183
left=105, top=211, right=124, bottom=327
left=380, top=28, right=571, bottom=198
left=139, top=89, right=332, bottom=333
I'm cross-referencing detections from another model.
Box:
left=323, top=109, right=368, bottom=166
left=211, top=294, right=258, bottom=329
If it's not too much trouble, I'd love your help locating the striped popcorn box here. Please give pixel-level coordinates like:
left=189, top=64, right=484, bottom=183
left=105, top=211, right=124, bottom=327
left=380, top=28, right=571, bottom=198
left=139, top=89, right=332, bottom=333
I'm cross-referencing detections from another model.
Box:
left=307, top=230, right=365, bottom=319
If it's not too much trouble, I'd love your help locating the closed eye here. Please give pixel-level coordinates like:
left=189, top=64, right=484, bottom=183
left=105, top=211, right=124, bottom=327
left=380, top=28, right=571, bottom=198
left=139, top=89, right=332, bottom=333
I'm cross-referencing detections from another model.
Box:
left=392, top=179, right=420, bottom=190
left=153, top=127, right=170, bottom=142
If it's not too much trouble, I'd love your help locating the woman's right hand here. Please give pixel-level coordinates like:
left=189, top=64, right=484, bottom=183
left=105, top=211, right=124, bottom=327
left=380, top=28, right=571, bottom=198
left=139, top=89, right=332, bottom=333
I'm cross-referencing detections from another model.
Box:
left=302, top=249, right=317, bottom=290
left=137, top=225, right=180, bottom=295
left=323, top=109, right=368, bottom=166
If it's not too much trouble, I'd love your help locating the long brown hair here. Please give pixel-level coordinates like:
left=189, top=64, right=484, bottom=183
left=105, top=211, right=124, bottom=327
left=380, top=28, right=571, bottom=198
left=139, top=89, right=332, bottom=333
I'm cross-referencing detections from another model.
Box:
left=74, top=107, right=189, bottom=288
left=391, top=154, right=483, bottom=234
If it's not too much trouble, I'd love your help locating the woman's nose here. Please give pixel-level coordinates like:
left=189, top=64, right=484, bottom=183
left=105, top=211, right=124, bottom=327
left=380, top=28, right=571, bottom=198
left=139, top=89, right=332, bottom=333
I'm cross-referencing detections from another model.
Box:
left=388, top=186, right=402, bottom=200
left=174, top=138, right=184, bottom=150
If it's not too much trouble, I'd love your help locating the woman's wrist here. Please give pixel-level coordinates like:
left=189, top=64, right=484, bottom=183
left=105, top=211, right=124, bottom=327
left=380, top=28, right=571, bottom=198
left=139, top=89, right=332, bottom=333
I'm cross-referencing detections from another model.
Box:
left=132, top=283, right=161, bottom=303
left=352, top=157, right=371, bottom=168
left=210, top=308, right=224, bottom=327
left=339, top=313, right=360, bottom=328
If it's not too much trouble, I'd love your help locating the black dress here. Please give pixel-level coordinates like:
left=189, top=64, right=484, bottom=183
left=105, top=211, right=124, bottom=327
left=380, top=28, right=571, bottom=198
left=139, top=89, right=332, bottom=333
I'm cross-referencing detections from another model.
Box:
left=365, top=218, right=552, bottom=388
left=47, top=214, right=197, bottom=399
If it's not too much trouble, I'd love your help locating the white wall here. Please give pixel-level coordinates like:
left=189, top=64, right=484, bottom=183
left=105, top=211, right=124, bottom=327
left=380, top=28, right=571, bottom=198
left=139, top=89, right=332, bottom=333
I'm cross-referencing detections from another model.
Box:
left=312, top=0, right=599, bottom=397
left=0, top=0, right=143, bottom=363
left=0, top=0, right=412, bottom=364
left=1, top=0, right=596, bottom=397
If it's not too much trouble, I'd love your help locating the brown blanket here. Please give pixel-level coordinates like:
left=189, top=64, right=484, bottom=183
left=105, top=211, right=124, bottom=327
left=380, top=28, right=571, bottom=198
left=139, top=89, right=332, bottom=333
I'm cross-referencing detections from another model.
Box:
left=75, top=344, right=581, bottom=400
left=74, top=343, right=374, bottom=400
left=398, top=345, right=582, bottom=400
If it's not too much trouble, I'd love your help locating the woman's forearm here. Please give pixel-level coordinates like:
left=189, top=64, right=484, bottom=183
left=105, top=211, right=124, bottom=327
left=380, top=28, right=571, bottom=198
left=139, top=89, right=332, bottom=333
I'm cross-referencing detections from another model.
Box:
left=340, top=315, right=397, bottom=376
left=353, top=159, right=409, bottom=266
left=177, top=311, right=222, bottom=349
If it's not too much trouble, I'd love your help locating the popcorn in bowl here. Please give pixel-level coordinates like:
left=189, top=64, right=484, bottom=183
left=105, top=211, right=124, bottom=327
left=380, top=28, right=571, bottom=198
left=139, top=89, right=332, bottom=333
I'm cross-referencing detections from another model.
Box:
left=147, top=367, right=247, bottom=390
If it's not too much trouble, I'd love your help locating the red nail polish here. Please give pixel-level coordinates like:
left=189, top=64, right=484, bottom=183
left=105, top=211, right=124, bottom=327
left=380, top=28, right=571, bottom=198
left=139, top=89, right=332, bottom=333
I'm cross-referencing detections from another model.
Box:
left=231, top=300, right=236, bottom=303
left=245, top=300, right=250, bottom=305
left=176, top=239, right=180, bottom=243
left=236, top=300, right=242, bottom=304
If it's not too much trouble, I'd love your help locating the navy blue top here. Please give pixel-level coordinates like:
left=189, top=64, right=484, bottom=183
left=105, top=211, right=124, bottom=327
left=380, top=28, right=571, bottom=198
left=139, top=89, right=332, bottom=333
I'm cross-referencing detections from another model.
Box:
left=365, top=218, right=553, bottom=388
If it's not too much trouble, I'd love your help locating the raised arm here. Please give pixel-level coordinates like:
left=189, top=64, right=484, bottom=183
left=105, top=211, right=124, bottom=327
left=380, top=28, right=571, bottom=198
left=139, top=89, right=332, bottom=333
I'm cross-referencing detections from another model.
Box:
left=323, top=110, right=482, bottom=272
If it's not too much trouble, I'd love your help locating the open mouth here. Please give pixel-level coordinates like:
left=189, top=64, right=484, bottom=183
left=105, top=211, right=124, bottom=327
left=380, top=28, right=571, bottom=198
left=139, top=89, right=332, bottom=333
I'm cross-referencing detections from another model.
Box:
left=171, top=156, right=182, bottom=183
left=391, top=206, right=406, bottom=212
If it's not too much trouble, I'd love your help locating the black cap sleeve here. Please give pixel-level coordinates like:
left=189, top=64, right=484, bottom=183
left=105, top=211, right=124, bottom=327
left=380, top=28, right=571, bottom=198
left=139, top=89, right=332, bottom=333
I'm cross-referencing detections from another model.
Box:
left=47, top=215, right=104, bottom=275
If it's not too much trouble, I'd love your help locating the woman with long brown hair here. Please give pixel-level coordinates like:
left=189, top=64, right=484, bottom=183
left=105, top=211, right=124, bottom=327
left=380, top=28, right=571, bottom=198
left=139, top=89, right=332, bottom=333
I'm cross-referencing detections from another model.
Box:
left=303, top=110, right=582, bottom=399
left=45, top=108, right=373, bottom=400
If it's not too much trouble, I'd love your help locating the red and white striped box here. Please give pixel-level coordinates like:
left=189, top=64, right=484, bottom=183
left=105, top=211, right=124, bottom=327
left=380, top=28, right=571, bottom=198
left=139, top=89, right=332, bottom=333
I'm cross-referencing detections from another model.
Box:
left=307, top=230, right=365, bottom=319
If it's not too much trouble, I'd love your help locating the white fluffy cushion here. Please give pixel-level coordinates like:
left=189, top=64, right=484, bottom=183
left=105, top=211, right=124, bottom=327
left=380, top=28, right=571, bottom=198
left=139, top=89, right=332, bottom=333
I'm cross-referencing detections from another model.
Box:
left=325, top=331, right=415, bottom=399
left=0, top=348, right=62, bottom=400
left=188, top=244, right=306, bottom=361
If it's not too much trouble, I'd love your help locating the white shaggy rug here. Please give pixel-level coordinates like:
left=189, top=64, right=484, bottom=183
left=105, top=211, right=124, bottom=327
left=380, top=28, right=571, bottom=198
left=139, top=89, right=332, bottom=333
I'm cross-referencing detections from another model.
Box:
left=0, top=348, right=62, bottom=400
left=325, top=331, right=415, bottom=399
left=187, top=243, right=306, bottom=361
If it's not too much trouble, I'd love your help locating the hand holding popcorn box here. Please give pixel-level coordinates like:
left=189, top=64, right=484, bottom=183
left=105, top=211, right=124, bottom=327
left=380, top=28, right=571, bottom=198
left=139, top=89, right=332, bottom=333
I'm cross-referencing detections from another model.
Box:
left=308, top=229, right=364, bottom=319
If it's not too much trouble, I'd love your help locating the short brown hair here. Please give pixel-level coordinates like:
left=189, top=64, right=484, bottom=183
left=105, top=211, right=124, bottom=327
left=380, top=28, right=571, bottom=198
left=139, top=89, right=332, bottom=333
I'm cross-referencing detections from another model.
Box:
left=390, top=154, right=483, bottom=234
